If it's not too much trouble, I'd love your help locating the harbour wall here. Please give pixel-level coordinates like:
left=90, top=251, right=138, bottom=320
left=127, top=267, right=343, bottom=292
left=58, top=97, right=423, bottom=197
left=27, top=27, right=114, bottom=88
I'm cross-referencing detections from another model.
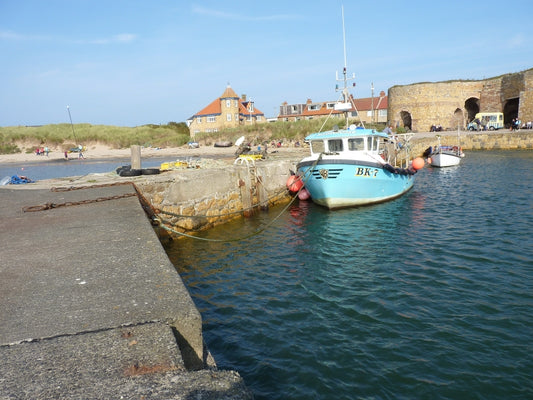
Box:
left=409, top=130, right=533, bottom=156
left=135, top=159, right=298, bottom=237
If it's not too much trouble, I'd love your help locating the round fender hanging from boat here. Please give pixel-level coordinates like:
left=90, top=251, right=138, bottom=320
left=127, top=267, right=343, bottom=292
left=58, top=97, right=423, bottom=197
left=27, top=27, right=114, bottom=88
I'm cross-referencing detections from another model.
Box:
left=411, top=157, right=425, bottom=171
left=298, top=188, right=311, bottom=201
left=286, top=175, right=304, bottom=193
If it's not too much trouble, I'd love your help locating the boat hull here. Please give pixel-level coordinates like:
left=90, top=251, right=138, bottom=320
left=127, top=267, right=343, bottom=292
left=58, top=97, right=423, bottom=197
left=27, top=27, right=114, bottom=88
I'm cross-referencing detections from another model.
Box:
left=430, top=152, right=462, bottom=167
left=297, top=160, right=415, bottom=209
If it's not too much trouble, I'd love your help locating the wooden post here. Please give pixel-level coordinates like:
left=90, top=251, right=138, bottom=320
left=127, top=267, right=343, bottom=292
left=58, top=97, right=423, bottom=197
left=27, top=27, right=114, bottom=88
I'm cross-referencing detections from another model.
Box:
left=131, top=145, right=141, bottom=170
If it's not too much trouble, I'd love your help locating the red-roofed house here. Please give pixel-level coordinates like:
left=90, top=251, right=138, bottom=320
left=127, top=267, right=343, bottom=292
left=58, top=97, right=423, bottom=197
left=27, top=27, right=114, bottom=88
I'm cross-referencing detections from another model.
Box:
left=187, top=85, right=266, bottom=137
left=278, top=91, right=388, bottom=125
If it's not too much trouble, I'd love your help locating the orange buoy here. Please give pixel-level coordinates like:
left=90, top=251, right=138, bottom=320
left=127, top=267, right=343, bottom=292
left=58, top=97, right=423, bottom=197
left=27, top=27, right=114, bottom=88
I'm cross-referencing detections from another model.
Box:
left=298, top=188, right=310, bottom=200
left=286, top=175, right=297, bottom=189
left=286, top=175, right=304, bottom=193
left=412, top=157, right=425, bottom=170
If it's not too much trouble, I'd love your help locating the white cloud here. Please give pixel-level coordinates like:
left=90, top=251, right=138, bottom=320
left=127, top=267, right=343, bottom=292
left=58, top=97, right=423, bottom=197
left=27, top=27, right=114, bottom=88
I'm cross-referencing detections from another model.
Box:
left=191, top=5, right=297, bottom=21
left=0, top=30, right=50, bottom=41
left=86, top=33, right=137, bottom=45
left=0, top=30, right=136, bottom=45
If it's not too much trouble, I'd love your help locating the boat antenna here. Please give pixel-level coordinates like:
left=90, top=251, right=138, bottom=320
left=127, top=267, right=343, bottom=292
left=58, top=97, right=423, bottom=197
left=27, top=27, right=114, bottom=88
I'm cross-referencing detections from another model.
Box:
left=66, top=105, right=79, bottom=145
left=342, top=5, right=347, bottom=70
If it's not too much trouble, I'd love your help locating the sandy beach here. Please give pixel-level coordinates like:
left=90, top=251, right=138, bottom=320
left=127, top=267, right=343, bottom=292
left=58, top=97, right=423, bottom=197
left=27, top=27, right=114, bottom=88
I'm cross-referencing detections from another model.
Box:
left=0, top=142, right=310, bottom=166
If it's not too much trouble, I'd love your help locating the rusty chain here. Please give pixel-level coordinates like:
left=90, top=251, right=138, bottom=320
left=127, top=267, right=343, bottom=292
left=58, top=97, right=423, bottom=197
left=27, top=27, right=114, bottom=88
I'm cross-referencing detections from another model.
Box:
left=22, top=192, right=138, bottom=212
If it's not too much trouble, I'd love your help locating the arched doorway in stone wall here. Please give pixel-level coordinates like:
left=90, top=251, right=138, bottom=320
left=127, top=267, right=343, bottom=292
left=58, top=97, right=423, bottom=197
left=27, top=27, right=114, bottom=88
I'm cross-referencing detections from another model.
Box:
left=464, top=97, right=479, bottom=122
left=453, top=108, right=464, bottom=129
left=503, top=98, right=519, bottom=126
left=399, top=111, right=412, bottom=130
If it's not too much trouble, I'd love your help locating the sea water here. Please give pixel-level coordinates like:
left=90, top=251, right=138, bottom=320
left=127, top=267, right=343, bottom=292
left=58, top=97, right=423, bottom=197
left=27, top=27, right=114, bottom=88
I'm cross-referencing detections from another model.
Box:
left=164, top=151, right=533, bottom=400
left=0, top=157, right=169, bottom=182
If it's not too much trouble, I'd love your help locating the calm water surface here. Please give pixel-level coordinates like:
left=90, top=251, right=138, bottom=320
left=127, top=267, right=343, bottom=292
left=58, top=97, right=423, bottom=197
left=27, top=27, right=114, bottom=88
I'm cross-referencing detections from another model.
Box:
left=0, top=157, right=173, bottom=181
left=164, top=151, right=533, bottom=399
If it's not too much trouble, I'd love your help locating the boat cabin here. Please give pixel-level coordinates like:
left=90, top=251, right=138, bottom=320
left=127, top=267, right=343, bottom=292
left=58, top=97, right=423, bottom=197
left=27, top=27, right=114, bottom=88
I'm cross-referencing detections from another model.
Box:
left=306, top=126, right=388, bottom=157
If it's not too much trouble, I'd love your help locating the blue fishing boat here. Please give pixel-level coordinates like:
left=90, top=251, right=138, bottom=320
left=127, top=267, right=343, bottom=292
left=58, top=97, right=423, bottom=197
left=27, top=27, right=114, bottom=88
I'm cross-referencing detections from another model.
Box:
left=296, top=127, right=421, bottom=209
left=295, top=8, right=423, bottom=209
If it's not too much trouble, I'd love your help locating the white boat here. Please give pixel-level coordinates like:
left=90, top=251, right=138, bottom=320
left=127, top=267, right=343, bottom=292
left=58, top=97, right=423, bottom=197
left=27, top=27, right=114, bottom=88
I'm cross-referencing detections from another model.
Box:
left=425, top=134, right=465, bottom=168
left=294, top=7, right=423, bottom=210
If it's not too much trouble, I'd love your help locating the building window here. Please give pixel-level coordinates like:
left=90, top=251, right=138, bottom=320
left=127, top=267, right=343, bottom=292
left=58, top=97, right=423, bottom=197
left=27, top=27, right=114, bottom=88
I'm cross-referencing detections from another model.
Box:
left=291, top=105, right=298, bottom=113
left=225, top=99, right=230, bottom=108
left=257, top=116, right=261, bottom=121
left=378, top=109, right=387, bottom=117
left=227, top=113, right=232, bottom=121
left=197, top=117, right=202, bottom=123
left=207, top=116, right=215, bottom=123
left=308, top=104, right=321, bottom=111
left=327, top=103, right=335, bottom=109
left=234, top=100, right=238, bottom=107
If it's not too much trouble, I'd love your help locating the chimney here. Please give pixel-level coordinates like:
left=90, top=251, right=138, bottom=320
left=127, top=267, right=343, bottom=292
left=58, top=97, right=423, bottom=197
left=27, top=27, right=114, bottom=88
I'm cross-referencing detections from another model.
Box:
left=242, top=94, right=247, bottom=101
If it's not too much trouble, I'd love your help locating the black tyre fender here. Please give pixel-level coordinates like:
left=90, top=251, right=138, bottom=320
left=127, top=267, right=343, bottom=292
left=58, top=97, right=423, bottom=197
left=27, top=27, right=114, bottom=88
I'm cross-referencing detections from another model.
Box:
left=141, top=168, right=160, bottom=175
left=119, top=168, right=142, bottom=177
left=115, top=165, right=131, bottom=174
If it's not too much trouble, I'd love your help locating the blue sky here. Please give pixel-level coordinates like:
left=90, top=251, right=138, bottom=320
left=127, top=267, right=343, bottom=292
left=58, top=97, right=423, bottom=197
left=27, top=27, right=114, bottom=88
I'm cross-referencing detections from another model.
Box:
left=1, top=0, right=532, bottom=127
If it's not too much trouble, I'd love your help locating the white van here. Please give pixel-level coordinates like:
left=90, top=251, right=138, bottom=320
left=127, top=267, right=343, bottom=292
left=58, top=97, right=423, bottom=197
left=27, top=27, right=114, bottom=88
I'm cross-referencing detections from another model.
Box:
left=467, top=112, right=504, bottom=131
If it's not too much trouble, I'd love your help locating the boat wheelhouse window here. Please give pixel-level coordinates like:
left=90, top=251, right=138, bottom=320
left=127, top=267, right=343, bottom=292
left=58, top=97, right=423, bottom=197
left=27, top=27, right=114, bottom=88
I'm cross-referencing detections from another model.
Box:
left=348, top=138, right=364, bottom=151
left=368, top=137, right=379, bottom=151
left=310, top=140, right=325, bottom=154
left=328, top=139, right=343, bottom=152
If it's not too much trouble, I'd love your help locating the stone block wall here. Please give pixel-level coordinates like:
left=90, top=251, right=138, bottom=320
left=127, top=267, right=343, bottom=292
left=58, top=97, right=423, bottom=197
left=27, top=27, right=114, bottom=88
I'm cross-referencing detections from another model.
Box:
left=389, top=68, right=533, bottom=132
left=136, top=160, right=296, bottom=239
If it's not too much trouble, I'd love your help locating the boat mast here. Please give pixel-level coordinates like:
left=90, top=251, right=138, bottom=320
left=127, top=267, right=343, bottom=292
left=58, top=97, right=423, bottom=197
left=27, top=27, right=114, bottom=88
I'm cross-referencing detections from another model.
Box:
left=335, top=6, right=358, bottom=129
left=66, top=106, right=79, bottom=146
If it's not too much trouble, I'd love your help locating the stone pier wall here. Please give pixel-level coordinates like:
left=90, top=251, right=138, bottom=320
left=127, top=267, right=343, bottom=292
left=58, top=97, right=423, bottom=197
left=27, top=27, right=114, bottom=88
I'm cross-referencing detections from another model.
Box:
left=136, top=160, right=297, bottom=238
left=410, top=131, right=533, bottom=156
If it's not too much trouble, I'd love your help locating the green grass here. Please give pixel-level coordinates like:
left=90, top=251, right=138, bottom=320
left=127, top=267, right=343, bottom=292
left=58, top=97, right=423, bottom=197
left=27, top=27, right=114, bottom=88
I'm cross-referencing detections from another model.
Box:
left=194, top=118, right=386, bottom=146
left=0, top=119, right=386, bottom=154
left=0, top=122, right=191, bottom=154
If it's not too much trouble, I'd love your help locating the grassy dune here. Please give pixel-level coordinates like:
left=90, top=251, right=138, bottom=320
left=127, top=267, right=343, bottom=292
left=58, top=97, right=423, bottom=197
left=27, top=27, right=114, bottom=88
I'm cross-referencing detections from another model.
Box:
left=0, top=119, right=386, bottom=154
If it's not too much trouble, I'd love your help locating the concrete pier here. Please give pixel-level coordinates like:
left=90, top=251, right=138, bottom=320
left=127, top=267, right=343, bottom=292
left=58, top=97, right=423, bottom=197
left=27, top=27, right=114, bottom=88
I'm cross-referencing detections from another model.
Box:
left=0, top=185, right=252, bottom=399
